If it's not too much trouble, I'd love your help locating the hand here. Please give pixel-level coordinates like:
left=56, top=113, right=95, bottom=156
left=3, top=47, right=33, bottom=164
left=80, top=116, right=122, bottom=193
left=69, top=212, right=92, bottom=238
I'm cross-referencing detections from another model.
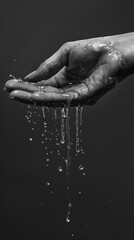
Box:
left=4, top=34, right=131, bottom=107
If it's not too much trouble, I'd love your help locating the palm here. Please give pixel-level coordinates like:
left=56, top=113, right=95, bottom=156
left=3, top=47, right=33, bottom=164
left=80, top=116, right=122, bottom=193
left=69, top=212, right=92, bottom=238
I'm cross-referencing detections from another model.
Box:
left=4, top=38, right=123, bottom=107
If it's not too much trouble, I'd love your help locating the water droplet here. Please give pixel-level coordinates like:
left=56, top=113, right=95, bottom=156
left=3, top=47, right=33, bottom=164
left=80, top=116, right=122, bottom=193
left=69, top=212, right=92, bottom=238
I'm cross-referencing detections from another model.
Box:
left=60, top=139, right=65, bottom=144
left=58, top=166, right=63, bottom=172
left=54, top=108, right=57, bottom=119
left=46, top=182, right=50, bottom=186
left=79, top=164, right=84, bottom=170
left=42, top=107, right=45, bottom=118
left=66, top=213, right=70, bottom=223
left=29, top=138, right=32, bottom=141
left=61, top=108, right=66, bottom=118
left=66, top=201, right=72, bottom=223
left=9, top=74, right=16, bottom=80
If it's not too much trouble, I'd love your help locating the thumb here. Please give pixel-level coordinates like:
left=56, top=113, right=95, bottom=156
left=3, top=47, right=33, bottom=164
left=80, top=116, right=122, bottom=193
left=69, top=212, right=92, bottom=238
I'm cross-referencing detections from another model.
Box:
left=24, top=42, right=72, bottom=82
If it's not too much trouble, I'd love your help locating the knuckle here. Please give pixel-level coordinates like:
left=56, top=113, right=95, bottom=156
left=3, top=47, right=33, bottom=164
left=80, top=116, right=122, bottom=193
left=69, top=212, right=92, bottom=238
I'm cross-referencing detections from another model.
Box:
left=61, top=41, right=72, bottom=51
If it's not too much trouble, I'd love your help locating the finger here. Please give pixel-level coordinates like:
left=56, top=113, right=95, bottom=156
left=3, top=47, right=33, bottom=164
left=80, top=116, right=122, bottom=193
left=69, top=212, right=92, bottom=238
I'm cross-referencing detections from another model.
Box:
left=36, top=67, right=70, bottom=88
left=4, top=79, right=40, bottom=93
left=9, top=89, right=81, bottom=107
left=4, top=79, right=63, bottom=93
left=84, top=64, right=109, bottom=104
left=24, top=42, right=72, bottom=82
left=8, top=90, right=69, bottom=106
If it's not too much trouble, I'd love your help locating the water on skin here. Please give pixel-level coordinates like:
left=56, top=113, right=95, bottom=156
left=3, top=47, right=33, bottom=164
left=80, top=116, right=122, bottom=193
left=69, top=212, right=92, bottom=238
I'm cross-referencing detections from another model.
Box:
left=9, top=74, right=22, bottom=81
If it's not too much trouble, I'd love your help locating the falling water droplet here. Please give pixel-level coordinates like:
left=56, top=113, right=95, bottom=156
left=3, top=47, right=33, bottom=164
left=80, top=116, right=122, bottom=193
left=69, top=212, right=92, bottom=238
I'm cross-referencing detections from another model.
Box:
left=46, top=182, right=50, bottom=186
left=66, top=202, right=72, bottom=223
left=66, top=214, right=70, bottom=223
left=58, top=166, right=63, bottom=172
left=79, top=164, right=84, bottom=171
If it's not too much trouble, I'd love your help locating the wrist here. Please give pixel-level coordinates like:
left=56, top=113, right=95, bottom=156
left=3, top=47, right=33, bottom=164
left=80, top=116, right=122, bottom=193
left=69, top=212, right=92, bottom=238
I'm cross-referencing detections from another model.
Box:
left=108, top=32, right=134, bottom=74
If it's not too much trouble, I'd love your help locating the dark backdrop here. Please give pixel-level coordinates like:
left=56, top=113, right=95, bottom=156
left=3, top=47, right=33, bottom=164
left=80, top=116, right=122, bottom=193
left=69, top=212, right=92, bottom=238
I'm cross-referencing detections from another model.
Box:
left=1, top=0, right=134, bottom=239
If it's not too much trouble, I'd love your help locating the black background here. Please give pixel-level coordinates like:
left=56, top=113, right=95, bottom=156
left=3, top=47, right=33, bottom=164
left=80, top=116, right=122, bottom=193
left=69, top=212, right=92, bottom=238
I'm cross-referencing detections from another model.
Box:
left=1, top=0, right=134, bottom=239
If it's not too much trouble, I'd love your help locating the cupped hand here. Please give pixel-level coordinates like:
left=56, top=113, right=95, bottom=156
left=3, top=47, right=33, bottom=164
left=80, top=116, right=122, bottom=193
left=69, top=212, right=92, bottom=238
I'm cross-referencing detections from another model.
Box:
left=4, top=36, right=126, bottom=107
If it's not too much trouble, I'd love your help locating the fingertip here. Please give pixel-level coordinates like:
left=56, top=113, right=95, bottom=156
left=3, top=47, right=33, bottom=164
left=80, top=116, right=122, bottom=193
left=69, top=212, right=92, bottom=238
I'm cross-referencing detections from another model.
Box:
left=9, top=91, right=16, bottom=99
left=24, top=71, right=36, bottom=81
left=9, top=95, right=15, bottom=100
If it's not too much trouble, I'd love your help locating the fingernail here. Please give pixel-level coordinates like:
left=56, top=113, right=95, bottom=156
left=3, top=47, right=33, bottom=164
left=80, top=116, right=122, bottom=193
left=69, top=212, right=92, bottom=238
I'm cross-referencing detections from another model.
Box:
left=24, top=71, right=36, bottom=80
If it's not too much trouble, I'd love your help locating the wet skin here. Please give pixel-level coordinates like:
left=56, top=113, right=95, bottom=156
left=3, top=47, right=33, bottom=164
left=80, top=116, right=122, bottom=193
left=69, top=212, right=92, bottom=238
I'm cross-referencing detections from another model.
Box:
left=4, top=33, right=134, bottom=107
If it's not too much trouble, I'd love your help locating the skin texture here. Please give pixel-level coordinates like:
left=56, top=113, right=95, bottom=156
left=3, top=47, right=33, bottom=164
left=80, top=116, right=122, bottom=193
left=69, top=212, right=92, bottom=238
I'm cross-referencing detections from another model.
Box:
left=4, top=33, right=134, bottom=107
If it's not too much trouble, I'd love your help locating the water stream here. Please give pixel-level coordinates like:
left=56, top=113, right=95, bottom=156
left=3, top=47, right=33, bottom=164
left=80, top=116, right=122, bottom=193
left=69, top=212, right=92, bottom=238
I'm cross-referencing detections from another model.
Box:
left=26, top=105, right=85, bottom=224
